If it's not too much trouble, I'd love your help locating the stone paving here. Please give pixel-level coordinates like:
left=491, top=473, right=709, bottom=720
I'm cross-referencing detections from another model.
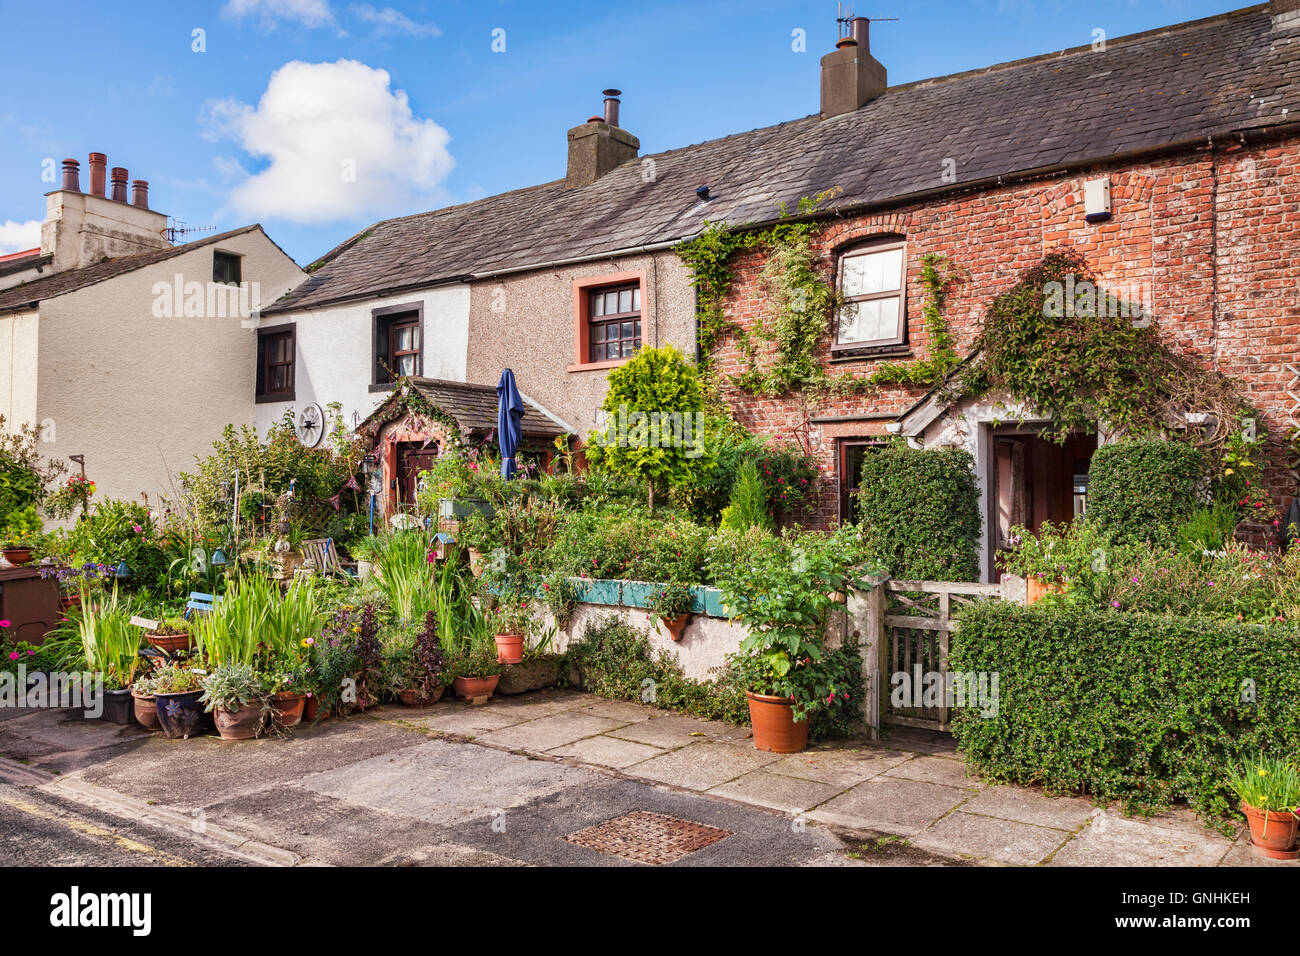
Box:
left=0, top=687, right=1293, bottom=866
left=380, top=687, right=1291, bottom=868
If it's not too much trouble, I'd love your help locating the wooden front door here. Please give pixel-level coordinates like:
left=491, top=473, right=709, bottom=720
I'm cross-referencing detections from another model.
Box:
left=395, top=442, right=437, bottom=511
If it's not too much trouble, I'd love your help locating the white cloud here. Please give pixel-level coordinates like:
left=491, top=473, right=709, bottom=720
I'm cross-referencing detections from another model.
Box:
left=0, top=220, right=41, bottom=255
left=221, top=0, right=336, bottom=30
left=204, top=59, right=453, bottom=225
left=350, top=4, right=440, bottom=37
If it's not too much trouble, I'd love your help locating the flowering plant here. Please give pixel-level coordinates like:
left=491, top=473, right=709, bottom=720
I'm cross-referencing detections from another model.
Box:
left=44, top=474, right=96, bottom=520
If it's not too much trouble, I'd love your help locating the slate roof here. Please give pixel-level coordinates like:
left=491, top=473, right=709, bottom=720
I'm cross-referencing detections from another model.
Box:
left=0, top=225, right=263, bottom=314
left=361, top=377, right=571, bottom=439
left=265, top=4, right=1300, bottom=316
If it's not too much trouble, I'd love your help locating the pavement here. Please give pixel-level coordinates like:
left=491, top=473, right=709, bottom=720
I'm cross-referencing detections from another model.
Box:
left=0, top=688, right=1289, bottom=867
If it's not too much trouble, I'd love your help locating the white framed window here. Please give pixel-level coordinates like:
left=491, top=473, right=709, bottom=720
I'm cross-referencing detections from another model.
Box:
left=836, top=239, right=906, bottom=349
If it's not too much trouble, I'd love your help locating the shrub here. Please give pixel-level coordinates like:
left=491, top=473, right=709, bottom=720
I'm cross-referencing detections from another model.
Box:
left=856, top=443, right=981, bottom=582
left=542, top=506, right=710, bottom=583
left=720, top=460, right=772, bottom=532
left=562, top=615, right=748, bottom=724
left=1086, top=439, right=1205, bottom=547
left=63, top=500, right=170, bottom=593
left=951, top=601, right=1300, bottom=823
left=672, top=416, right=817, bottom=522
left=585, top=346, right=712, bottom=509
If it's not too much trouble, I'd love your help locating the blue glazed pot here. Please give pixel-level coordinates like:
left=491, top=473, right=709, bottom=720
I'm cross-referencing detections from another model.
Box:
left=154, top=690, right=208, bottom=739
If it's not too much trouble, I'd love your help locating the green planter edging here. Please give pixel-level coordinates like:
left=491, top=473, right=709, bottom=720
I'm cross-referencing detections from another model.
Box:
left=561, top=578, right=729, bottom=620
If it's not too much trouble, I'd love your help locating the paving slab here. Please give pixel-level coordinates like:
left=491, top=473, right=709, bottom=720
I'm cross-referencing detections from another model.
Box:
left=765, top=747, right=912, bottom=786
left=396, top=707, right=528, bottom=736
left=707, top=769, right=845, bottom=814
left=958, top=784, right=1095, bottom=830
left=546, top=735, right=666, bottom=769
left=608, top=714, right=746, bottom=749
left=626, top=741, right=779, bottom=791
left=807, top=776, right=972, bottom=835
left=202, top=784, right=448, bottom=866
left=883, top=754, right=984, bottom=788
left=914, top=810, right=1070, bottom=865
left=566, top=699, right=658, bottom=723
left=1048, top=809, right=1232, bottom=867
left=476, top=713, right=629, bottom=752
left=297, top=737, right=589, bottom=826
left=72, top=719, right=426, bottom=807
left=1219, top=835, right=1300, bottom=867
left=481, top=693, right=589, bottom=722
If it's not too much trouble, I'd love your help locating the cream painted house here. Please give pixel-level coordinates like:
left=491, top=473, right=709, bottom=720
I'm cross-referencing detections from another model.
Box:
left=0, top=154, right=306, bottom=508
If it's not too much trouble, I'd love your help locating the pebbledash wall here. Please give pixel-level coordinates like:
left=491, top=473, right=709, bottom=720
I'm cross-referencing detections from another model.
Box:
left=464, top=250, right=696, bottom=437
left=712, top=139, right=1300, bottom=529
left=252, top=283, right=471, bottom=436
left=29, top=229, right=303, bottom=506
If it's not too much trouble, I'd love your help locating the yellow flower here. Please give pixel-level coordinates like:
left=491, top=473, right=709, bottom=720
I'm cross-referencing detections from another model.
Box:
left=1224, top=468, right=1234, bottom=476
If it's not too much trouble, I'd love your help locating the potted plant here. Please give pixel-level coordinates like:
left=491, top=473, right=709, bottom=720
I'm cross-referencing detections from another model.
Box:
left=1228, top=754, right=1300, bottom=859
left=152, top=664, right=207, bottom=739
left=200, top=662, right=267, bottom=740
left=396, top=611, right=447, bottom=706
left=1, top=531, right=39, bottom=567
left=267, top=662, right=309, bottom=729
left=491, top=603, right=531, bottom=665
left=448, top=644, right=503, bottom=701
left=648, top=581, right=695, bottom=642
left=145, top=615, right=195, bottom=654
left=130, top=672, right=161, bottom=731
left=76, top=587, right=142, bottom=725
left=719, top=535, right=867, bottom=754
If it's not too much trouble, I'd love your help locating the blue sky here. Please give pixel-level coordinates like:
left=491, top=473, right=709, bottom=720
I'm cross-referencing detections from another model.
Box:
left=0, top=0, right=1245, bottom=265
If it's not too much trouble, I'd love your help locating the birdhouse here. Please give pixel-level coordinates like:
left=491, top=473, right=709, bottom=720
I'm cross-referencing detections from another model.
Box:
left=432, top=531, right=457, bottom=561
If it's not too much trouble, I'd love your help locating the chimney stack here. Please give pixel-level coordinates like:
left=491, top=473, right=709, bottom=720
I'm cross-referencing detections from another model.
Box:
left=110, top=167, right=129, bottom=202
left=820, top=16, right=887, bottom=119
left=61, top=159, right=81, bottom=192
left=566, top=90, right=639, bottom=188
left=131, top=180, right=150, bottom=209
left=88, top=153, right=107, bottom=197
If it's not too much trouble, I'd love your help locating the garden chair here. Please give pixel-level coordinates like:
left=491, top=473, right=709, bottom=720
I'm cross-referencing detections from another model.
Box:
left=300, top=538, right=358, bottom=580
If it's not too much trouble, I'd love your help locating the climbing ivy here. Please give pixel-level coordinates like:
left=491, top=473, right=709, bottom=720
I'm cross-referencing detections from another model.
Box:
left=675, top=198, right=962, bottom=399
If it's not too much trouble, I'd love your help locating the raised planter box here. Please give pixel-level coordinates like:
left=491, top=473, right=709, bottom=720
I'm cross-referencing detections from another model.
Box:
left=570, top=578, right=622, bottom=606
left=438, top=498, right=495, bottom=520
left=560, top=578, right=729, bottom=618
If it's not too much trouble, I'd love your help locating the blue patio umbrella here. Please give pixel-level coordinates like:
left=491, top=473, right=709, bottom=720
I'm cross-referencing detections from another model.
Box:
left=496, top=368, right=525, bottom=480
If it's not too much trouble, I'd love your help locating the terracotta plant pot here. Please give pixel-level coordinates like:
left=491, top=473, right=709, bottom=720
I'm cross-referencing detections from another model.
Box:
left=398, top=686, right=445, bottom=707
left=131, top=691, right=160, bottom=731
left=303, top=696, right=326, bottom=721
left=1241, top=803, right=1300, bottom=858
left=154, top=690, right=208, bottom=739
left=146, top=631, right=195, bottom=654
left=1025, top=577, right=1066, bottom=605
left=2, top=549, right=33, bottom=566
left=213, top=702, right=265, bottom=740
left=662, top=614, right=692, bottom=642
left=271, top=691, right=306, bottom=728
left=468, top=548, right=485, bottom=578
left=452, top=675, right=500, bottom=701
left=58, top=592, right=82, bottom=615
left=494, top=633, right=524, bottom=665
left=745, top=690, right=809, bottom=754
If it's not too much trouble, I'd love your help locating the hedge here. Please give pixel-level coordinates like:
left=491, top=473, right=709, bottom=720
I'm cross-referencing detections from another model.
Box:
left=857, top=444, right=981, bottom=582
left=950, top=601, right=1300, bottom=822
left=1086, top=439, right=1204, bottom=547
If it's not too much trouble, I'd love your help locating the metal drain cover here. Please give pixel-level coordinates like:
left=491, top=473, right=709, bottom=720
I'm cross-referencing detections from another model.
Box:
left=565, top=811, right=732, bottom=865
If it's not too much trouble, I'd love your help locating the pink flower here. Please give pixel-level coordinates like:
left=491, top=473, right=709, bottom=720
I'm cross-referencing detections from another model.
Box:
left=132, top=524, right=142, bottom=533
left=0, top=620, right=9, bottom=628
left=1111, top=601, right=1120, bottom=608
left=26, top=649, right=34, bottom=655
left=7, top=652, right=17, bottom=661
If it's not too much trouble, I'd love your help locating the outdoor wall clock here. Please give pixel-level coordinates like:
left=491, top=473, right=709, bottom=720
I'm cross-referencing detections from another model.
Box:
left=296, top=402, right=325, bottom=447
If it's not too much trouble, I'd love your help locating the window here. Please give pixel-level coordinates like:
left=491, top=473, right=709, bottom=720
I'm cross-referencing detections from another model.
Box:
left=838, top=438, right=887, bottom=522
left=256, top=326, right=295, bottom=402
left=835, top=239, right=906, bottom=349
left=587, top=282, right=641, bottom=362
left=213, top=251, right=242, bottom=286
left=372, top=305, right=423, bottom=386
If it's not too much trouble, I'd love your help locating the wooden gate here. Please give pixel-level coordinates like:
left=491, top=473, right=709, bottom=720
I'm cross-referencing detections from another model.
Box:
left=879, top=579, right=1002, bottom=732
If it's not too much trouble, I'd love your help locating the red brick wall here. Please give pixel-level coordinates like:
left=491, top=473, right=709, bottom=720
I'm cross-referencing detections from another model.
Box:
left=711, top=139, right=1300, bottom=530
